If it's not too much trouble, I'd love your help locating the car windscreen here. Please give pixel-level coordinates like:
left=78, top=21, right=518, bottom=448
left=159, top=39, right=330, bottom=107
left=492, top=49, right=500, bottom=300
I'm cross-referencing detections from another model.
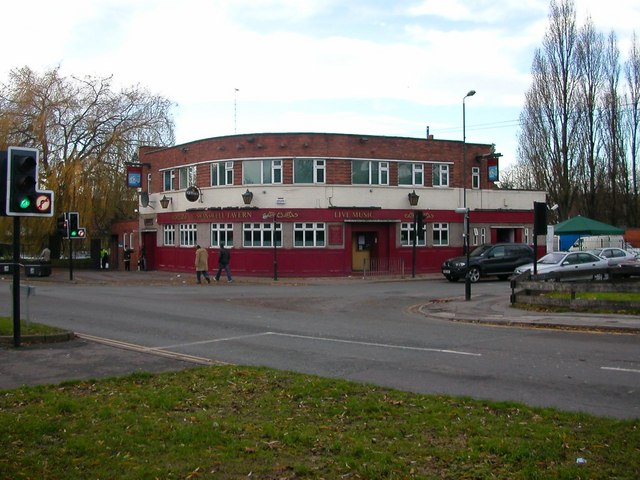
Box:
left=469, top=245, right=492, bottom=257
left=539, top=252, right=566, bottom=264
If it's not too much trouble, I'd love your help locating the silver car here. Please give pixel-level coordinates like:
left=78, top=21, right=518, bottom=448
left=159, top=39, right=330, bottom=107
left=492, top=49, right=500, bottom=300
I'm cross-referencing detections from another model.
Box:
left=514, top=251, right=608, bottom=279
left=588, top=248, right=639, bottom=266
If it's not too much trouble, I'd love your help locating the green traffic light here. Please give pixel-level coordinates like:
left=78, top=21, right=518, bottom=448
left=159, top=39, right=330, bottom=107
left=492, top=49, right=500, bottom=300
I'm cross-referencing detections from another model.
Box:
left=19, top=197, right=31, bottom=209
left=70, top=231, right=77, bottom=237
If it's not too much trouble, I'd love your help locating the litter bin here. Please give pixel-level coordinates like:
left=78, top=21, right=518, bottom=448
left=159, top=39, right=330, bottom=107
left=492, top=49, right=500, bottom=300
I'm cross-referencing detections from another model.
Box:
left=24, top=263, right=52, bottom=277
left=0, top=262, right=14, bottom=274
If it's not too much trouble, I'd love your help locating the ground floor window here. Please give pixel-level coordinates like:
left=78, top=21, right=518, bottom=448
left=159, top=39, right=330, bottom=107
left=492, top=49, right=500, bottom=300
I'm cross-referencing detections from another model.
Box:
left=400, top=222, right=426, bottom=246
left=243, top=222, right=282, bottom=247
left=432, top=222, right=449, bottom=246
left=211, top=223, right=234, bottom=247
left=294, top=222, right=326, bottom=247
left=163, top=225, right=176, bottom=246
left=472, top=227, right=487, bottom=246
left=180, top=223, right=197, bottom=247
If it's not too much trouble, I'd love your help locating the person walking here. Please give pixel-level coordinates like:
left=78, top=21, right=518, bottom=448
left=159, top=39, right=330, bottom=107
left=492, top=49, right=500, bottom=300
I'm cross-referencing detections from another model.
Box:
left=100, top=248, right=109, bottom=269
left=123, top=248, right=132, bottom=271
left=195, top=245, right=211, bottom=284
left=215, top=243, right=233, bottom=282
left=40, top=245, right=51, bottom=263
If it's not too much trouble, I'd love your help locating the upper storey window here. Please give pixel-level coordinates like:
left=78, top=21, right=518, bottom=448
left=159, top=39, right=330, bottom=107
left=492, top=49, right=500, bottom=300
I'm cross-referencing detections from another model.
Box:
left=243, top=159, right=282, bottom=185
left=472, top=166, right=480, bottom=189
left=398, top=162, right=424, bottom=186
left=211, top=161, right=234, bottom=186
left=352, top=160, right=389, bottom=185
left=294, top=158, right=325, bottom=184
left=162, top=169, right=174, bottom=191
left=432, top=164, right=449, bottom=187
left=178, top=166, right=197, bottom=189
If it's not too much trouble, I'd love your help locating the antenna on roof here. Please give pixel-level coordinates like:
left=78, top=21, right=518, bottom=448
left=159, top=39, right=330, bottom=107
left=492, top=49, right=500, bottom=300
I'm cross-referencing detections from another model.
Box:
left=234, top=88, right=239, bottom=134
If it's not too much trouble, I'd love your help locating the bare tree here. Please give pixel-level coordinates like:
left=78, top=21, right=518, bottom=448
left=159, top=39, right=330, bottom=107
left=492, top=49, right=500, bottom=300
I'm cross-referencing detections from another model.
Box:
left=518, top=0, right=581, bottom=221
left=575, top=17, right=606, bottom=219
left=496, top=163, right=539, bottom=190
left=625, top=33, right=640, bottom=225
left=0, top=66, right=175, bottom=254
left=598, top=32, right=627, bottom=225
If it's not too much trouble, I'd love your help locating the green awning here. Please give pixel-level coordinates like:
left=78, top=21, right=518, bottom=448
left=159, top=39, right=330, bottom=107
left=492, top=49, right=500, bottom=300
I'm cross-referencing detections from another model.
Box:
left=553, top=215, right=624, bottom=235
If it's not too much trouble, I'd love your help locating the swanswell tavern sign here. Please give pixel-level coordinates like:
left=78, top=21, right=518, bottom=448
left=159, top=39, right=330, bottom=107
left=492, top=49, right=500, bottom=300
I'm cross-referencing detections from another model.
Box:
left=157, top=208, right=436, bottom=224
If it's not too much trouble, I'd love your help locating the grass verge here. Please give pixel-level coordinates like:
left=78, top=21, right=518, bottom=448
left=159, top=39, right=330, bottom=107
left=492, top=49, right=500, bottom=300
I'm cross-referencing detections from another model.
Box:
left=1, top=365, right=638, bottom=479
left=0, top=316, right=67, bottom=336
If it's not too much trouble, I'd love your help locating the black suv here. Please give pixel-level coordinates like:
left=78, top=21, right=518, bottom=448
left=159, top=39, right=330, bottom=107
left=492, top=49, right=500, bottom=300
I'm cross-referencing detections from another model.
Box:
left=441, top=243, right=535, bottom=283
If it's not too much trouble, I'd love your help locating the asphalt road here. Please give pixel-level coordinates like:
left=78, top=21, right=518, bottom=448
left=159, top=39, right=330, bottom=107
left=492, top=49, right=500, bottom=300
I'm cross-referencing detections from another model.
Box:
left=1, top=276, right=638, bottom=419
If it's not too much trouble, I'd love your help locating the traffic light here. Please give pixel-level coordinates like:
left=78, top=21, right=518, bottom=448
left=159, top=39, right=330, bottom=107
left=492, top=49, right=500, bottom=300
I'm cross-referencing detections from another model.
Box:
left=533, top=202, right=548, bottom=235
left=67, top=212, right=79, bottom=237
left=57, top=213, right=69, bottom=238
left=6, top=146, right=54, bottom=217
left=0, top=151, right=6, bottom=216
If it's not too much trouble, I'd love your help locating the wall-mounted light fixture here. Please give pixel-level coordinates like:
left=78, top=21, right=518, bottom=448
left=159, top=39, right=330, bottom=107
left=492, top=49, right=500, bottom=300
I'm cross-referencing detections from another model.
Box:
left=242, top=189, right=254, bottom=205
left=408, top=190, right=420, bottom=206
left=160, top=195, right=172, bottom=209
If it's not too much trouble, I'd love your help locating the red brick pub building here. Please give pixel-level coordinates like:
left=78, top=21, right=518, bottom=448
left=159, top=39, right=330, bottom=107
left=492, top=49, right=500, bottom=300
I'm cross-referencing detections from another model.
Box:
left=127, top=132, right=545, bottom=277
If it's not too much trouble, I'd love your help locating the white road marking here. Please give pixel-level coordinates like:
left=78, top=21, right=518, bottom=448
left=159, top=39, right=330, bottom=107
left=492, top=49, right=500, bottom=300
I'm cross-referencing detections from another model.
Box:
left=157, top=333, right=272, bottom=350
left=81, top=331, right=481, bottom=360
left=601, top=366, right=640, bottom=374
left=76, top=333, right=225, bottom=365
left=268, top=332, right=482, bottom=357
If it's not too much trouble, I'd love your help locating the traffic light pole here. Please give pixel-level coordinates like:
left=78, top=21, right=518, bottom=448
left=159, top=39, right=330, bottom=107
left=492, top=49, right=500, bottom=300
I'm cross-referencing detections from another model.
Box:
left=69, top=234, right=74, bottom=281
left=412, top=214, right=417, bottom=278
left=12, top=216, right=21, bottom=347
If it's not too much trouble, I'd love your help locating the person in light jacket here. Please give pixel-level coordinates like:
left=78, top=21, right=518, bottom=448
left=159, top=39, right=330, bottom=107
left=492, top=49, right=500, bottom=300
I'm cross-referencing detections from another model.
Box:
left=194, top=245, right=210, bottom=284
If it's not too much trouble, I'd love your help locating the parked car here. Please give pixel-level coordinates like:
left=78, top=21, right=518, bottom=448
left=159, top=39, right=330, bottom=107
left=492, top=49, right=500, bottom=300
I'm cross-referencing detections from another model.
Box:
left=569, top=235, right=625, bottom=251
left=588, top=247, right=639, bottom=266
left=514, top=251, right=608, bottom=279
left=441, top=243, right=535, bottom=283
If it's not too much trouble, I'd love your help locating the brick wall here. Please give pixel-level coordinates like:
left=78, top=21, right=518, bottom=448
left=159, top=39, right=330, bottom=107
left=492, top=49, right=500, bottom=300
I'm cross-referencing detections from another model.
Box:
left=139, top=133, right=496, bottom=191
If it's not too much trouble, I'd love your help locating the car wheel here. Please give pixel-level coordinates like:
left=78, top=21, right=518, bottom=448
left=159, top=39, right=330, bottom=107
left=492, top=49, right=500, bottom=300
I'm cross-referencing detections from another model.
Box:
left=468, top=266, right=481, bottom=283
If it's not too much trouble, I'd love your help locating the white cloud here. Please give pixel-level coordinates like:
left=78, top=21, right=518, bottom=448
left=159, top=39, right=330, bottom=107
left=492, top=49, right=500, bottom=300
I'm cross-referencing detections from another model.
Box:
left=2, top=0, right=639, bottom=168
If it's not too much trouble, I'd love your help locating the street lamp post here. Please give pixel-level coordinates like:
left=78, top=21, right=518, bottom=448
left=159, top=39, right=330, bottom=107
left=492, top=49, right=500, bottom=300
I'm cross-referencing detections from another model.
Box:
left=455, top=207, right=471, bottom=300
left=262, top=212, right=278, bottom=281
left=462, top=90, right=475, bottom=301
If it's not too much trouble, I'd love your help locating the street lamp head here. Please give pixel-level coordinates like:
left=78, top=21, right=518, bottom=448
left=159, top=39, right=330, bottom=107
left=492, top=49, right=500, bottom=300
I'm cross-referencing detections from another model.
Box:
left=466, top=90, right=476, bottom=98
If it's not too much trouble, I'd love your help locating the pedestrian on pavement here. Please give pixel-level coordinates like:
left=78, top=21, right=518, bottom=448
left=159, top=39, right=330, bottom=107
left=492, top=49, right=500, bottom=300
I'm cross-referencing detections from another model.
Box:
left=124, top=248, right=132, bottom=271
left=40, top=245, right=51, bottom=263
left=215, top=243, right=233, bottom=282
left=138, top=246, right=147, bottom=271
left=195, top=245, right=211, bottom=284
left=101, top=248, right=109, bottom=269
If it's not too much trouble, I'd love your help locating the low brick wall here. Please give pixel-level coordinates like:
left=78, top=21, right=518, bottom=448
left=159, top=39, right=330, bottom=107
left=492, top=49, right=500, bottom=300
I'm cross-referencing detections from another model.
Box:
left=511, top=269, right=640, bottom=312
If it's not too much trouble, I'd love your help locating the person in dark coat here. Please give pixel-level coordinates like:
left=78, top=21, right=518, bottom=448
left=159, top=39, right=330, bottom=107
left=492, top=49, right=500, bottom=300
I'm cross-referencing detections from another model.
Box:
left=214, top=243, right=233, bottom=282
left=124, top=248, right=132, bottom=271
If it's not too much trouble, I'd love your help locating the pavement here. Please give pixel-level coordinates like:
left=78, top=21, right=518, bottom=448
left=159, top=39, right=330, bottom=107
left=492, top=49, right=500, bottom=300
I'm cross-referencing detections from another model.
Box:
left=1, top=268, right=639, bottom=391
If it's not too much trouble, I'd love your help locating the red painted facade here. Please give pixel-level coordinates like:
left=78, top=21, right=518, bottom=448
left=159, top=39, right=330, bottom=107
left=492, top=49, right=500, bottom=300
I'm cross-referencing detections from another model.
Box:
left=115, top=132, right=545, bottom=277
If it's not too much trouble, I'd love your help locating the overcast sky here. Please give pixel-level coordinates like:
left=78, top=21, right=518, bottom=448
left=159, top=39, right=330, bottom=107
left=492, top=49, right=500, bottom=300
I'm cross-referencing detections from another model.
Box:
left=3, top=0, right=640, bottom=167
